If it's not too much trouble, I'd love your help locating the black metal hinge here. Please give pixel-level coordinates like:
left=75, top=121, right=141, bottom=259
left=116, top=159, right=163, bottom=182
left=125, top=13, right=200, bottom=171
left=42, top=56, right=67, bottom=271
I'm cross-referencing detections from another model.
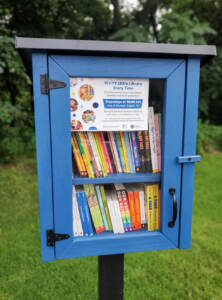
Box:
left=47, top=229, right=70, bottom=247
left=41, top=74, right=67, bottom=94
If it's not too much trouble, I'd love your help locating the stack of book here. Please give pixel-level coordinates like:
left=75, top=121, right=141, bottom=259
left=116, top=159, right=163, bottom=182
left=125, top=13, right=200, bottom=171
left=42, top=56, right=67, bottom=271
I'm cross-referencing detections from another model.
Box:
left=71, top=107, right=161, bottom=177
left=72, top=183, right=161, bottom=236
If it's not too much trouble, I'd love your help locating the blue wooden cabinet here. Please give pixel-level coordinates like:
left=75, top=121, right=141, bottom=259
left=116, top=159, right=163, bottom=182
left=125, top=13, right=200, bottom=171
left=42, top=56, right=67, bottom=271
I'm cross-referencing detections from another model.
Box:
left=16, top=37, right=216, bottom=262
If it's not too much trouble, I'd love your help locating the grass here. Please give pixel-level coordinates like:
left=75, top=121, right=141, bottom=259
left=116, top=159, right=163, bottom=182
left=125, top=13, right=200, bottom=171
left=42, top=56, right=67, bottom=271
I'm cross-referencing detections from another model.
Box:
left=0, top=154, right=222, bottom=300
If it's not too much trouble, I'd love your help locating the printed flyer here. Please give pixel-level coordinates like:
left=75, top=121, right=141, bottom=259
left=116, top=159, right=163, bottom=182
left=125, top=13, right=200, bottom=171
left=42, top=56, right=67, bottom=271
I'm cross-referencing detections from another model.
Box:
left=70, top=77, right=149, bottom=131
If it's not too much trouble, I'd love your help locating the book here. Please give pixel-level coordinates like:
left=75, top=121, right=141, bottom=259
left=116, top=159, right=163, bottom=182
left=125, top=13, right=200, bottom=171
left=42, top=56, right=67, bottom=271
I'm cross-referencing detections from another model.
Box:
left=82, top=191, right=94, bottom=235
left=76, top=191, right=88, bottom=236
left=95, top=185, right=109, bottom=231
left=115, top=132, right=126, bottom=172
left=137, top=184, right=146, bottom=226
left=120, top=131, right=130, bottom=172
left=106, top=189, right=119, bottom=234
left=124, top=185, right=137, bottom=230
left=87, top=132, right=103, bottom=177
left=155, top=114, right=161, bottom=172
left=137, top=131, right=146, bottom=173
left=152, top=184, right=160, bottom=230
left=146, top=185, right=155, bottom=231
left=71, top=134, right=87, bottom=176
left=100, top=185, right=113, bottom=231
left=129, top=131, right=140, bottom=172
left=148, top=107, right=158, bottom=173
left=114, top=184, right=128, bottom=232
left=99, top=132, right=113, bottom=173
left=108, top=132, right=122, bottom=173
left=72, top=187, right=83, bottom=236
left=111, top=190, right=125, bottom=233
left=143, top=130, right=152, bottom=173
left=130, top=184, right=141, bottom=229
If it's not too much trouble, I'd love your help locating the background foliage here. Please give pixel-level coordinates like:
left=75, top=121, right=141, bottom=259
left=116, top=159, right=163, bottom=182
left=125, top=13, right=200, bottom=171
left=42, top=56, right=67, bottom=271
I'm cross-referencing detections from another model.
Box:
left=0, top=0, right=221, bottom=162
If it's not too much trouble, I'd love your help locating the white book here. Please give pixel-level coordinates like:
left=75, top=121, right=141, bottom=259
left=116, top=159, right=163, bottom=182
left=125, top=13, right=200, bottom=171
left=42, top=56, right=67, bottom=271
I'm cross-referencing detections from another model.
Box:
left=72, top=191, right=79, bottom=237
left=148, top=107, right=158, bottom=173
left=106, top=190, right=119, bottom=234
left=87, top=132, right=103, bottom=176
left=112, top=191, right=125, bottom=233
left=138, top=187, right=146, bottom=225
left=108, top=132, right=122, bottom=173
left=72, top=187, right=83, bottom=236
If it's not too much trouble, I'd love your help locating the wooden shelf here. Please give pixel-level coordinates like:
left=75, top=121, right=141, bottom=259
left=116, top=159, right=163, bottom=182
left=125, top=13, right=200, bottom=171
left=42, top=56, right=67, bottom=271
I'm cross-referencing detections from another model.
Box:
left=72, top=172, right=161, bottom=185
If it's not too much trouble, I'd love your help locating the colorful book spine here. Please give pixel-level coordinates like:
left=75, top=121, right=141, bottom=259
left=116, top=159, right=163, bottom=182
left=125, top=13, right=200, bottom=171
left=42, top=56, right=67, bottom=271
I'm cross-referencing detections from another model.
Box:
left=99, top=132, right=113, bottom=173
left=76, top=133, right=94, bottom=178
left=95, top=185, right=109, bottom=231
left=100, top=185, right=113, bottom=231
left=82, top=192, right=94, bottom=235
left=112, top=191, right=125, bottom=234
left=138, top=187, right=146, bottom=226
left=152, top=184, right=160, bottom=230
left=76, top=192, right=89, bottom=236
left=84, top=132, right=100, bottom=177
left=155, top=114, right=161, bottom=172
left=143, top=130, right=152, bottom=172
left=127, top=189, right=137, bottom=230
left=133, top=190, right=141, bottom=229
left=146, top=185, right=154, bottom=231
left=120, top=188, right=133, bottom=231
left=130, top=131, right=140, bottom=172
left=93, top=132, right=109, bottom=175
left=124, top=132, right=134, bottom=173
left=105, top=133, right=117, bottom=173
left=83, top=185, right=100, bottom=233
left=71, top=134, right=87, bottom=176
left=114, top=184, right=128, bottom=232
left=148, top=107, right=158, bottom=173
left=89, top=185, right=105, bottom=233
left=115, top=132, right=126, bottom=172
left=128, top=132, right=136, bottom=173
left=72, top=187, right=83, bottom=236
left=106, top=190, right=118, bottom=234
left=87, top=132, right=103, bottom=177
left=120, top=131, right=130, bottom=172
left=108, top=132, right=122, bottom=173
left=91, top=133, right=107, bottom=176
left=137, top=131, right=146, bottom=172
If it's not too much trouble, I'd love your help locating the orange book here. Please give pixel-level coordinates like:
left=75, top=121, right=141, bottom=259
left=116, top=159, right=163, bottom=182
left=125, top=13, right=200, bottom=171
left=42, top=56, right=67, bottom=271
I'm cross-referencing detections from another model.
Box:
left=133, top=190, right=141, bottom=229
left=125, top=185, right=137, bottom=230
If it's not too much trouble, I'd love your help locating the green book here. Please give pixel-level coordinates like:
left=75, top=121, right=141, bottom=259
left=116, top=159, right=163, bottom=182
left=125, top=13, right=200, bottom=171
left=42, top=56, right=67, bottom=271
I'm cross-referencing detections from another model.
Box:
left=100, top=185, right=113, bottom=231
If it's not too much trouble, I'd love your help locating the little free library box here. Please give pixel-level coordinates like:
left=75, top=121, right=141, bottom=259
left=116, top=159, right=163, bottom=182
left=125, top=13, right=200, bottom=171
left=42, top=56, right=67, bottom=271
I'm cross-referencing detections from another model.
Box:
left=16, top=37, right=216, bottom=262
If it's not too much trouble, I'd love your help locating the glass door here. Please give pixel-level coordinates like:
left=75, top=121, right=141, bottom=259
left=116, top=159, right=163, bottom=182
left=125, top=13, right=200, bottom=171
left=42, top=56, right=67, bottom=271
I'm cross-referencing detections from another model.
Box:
left=48, top=55, right=185, bottom=259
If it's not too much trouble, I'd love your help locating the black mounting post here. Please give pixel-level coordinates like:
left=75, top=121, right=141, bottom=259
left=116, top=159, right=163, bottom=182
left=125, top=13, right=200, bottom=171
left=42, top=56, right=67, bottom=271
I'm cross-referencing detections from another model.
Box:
left=98, top=254, right=124, bottom=300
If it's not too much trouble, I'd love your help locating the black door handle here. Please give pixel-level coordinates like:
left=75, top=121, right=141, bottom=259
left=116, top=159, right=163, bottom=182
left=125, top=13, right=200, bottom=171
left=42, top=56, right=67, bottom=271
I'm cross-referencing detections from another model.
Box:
left=168, top=188, right=177, bottom=228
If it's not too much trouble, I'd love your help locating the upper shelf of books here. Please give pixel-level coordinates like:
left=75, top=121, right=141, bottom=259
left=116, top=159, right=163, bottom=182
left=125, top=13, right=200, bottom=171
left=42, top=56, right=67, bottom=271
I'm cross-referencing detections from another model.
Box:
left=70, top=78, right=164, bottom=184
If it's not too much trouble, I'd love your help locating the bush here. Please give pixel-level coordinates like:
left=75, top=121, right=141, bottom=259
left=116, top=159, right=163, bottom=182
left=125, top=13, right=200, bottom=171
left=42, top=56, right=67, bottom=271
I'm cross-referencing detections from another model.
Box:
left=196, top=119, right=222, bottom=154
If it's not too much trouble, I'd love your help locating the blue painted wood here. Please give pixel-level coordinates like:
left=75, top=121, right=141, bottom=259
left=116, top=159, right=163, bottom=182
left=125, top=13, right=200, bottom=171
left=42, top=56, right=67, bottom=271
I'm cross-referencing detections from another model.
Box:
left=72, top=172, right=161, bottom=185
left=51, top=55, right=184, bottom=78
left=48, top=55, right=185, bottom=259
left=179, top=58, right=200, bottom=249
left=48, top=57, right=74, bottom=258
left=56, top=231, right=176, bottom=259
left=32, top=53, right=55, bottom=261
left=161, top=61, right=185, bottom=247
left=178, top=155, right=201, bottom=164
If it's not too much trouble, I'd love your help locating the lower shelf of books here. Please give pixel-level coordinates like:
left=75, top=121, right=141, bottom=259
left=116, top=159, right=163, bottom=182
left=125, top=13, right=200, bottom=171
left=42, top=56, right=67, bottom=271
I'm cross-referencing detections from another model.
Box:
left=73, top=182, right=161, bottom=237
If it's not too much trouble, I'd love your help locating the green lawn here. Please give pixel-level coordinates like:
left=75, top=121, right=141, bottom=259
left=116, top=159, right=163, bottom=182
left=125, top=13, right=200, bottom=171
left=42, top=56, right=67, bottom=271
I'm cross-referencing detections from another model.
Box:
left=0, top=154, right=222, bottom=300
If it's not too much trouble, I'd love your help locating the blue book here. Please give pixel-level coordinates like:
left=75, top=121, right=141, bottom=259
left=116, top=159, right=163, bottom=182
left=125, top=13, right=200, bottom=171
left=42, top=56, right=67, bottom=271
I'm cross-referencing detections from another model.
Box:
left=81, top=192, right=94, bottom=236
left=95, top=185, right=109, bottom=231
left=129, top=132, right=136, bottom=171
left=124, top=132, right=133, bottom=173
left=114, top=132, right=124, bottom=172
left=76, top=192, right=88, bottom=236
left=131, top=131, right=141, bottom=170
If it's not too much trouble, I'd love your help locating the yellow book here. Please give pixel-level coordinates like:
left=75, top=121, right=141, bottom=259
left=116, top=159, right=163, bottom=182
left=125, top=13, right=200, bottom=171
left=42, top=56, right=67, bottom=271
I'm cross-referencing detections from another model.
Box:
left=71, top=134, right=87, bottom=176
left=89, top=185, right=105, bottom=232
left=152, top=184, right=160, bottom=230
left=93, top=132, right=109, bottom=174
left=77, top=133, right=94, bottom=178
left=91, top=133, right=107, bottom=176
left=120, top=131, right=130, bottom=173
left=146, top=185, right=154, bottom=231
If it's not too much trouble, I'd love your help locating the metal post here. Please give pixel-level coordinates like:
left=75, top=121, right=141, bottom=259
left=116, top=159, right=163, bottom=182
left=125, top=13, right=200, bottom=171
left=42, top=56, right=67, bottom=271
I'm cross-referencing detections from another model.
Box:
left=98, top=254, right=124, bottom=300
